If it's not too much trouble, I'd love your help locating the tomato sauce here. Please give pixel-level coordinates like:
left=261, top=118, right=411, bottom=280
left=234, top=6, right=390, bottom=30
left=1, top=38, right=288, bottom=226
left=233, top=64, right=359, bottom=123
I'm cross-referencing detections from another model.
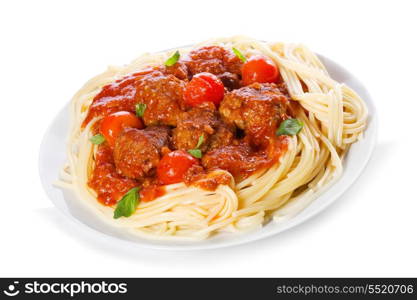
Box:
left=193, top=172, right=233, bottom=191
left=140, top=184, right=166, bottom=202
left=88, top=144, right=138, bottom=206
left=202, top=135, right=289, bottom=181
left=84, top=45, right=293, bottom=206
left=83, top=69, right=154, bottom=127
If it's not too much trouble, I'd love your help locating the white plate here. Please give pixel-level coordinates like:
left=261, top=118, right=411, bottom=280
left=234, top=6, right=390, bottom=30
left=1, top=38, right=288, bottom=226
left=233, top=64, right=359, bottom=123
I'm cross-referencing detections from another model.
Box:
left=39, top=54, right=377, bottom=250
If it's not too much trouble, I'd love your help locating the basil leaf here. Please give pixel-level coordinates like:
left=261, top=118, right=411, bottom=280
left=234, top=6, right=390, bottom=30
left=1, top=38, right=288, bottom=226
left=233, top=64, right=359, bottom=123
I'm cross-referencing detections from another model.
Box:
left=187, top=135, right=204, bottom=158
left=164, top=50, right=180, bottom=67
left=188, top=149, right=202, bottom=159
left=90, top=134, right=105, bottom=145
left=113, top=187, right=140, bottom=219
left=135, top=103, right=146, bottom=117
left=195, top=134, right=204, bottom=149
left=232, top=47, right=246, bottom=63
left=276, top=119, right=304, bottom=136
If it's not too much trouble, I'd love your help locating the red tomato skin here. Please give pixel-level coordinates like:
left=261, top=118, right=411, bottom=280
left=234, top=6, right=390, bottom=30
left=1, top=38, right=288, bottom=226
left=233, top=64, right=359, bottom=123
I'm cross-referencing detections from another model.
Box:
left=242, top=55, right=279, bottom=85
left=157, top=150, right=198, bottom=185
left=197, top=73, right=225, bottom=105
left=99, top=111, right=143, bottom=147
left=184, top=72, right=225, bottom=107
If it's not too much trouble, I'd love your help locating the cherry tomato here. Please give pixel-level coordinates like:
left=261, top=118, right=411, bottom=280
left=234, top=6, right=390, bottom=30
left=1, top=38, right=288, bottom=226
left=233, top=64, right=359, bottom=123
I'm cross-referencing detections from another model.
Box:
left=242, top=55, right=279, bottom=85
left=100, top=111, right=143, bottom=147
left=184, top=72, right=224, bottom=107
left=157, top=150, right=198, bottom=185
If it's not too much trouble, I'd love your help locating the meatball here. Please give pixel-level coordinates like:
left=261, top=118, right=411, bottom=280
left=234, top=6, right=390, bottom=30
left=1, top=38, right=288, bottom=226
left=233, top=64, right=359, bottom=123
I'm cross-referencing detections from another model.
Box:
left=217, top=72, right=241, bottom=90
left=184, top=46, right=243, bottom=89
left=114, top=126, right=170, bottom=180
left=219, top=83, right=288, bottom=147
left=172, top=108, right=219, bottom=152
left=202, top=143, right=272, bottom=180
left=207, top=122, right=235, bottom=151
left=160, top=61, right=189, bottom=80
left=135, top=70, right=186, bottom=126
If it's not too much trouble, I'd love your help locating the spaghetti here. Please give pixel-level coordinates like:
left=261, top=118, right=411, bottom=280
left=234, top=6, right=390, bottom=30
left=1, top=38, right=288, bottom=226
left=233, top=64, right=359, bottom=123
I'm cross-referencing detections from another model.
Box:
left=57, top=36, right=368, bottom=240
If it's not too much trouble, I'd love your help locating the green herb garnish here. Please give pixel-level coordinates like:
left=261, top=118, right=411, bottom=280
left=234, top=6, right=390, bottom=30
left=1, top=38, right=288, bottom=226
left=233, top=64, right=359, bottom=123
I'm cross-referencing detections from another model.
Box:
left=90, top=134, right=105, bottom=145
left=135, top=103, right=147, bottom=117
left=232, top=47, right=246, bottom=63
left=164, top=50, right=180, bottom=67
left=195, top=134, right=204, bottom=148
left=188, top=134, right=204, bottom=158
left=113, top=187, right=140, bottom=219
left=276, top=119, right=304, bottom=136
left=188, top=149, right=202, bottom=159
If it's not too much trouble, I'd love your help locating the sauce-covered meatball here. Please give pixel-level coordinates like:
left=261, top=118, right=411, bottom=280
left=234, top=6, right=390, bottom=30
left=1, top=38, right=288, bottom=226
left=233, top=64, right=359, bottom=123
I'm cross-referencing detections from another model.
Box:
left=172, top=108, right=218, bottom=152
left=184, top=46, right=243, bottom=90
left=160, top=62, right=189, bottom=80
left=114, top=126, right=170, bottom=180
left=84, top=68, right=187, bottom=127
left=219, top=83, right=288, bottom=147
left=202, top=143, right=272, bottom=179
left=217, top=72, right=241, bottom=90
left=207, top=122, right=235, bottom=151
left=135, top=70, right=186, bottom=126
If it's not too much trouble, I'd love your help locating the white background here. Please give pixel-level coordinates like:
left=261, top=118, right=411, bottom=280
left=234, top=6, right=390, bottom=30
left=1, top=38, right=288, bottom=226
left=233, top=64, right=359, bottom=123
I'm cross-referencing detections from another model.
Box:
left=1, top=0, right=416, bottom=277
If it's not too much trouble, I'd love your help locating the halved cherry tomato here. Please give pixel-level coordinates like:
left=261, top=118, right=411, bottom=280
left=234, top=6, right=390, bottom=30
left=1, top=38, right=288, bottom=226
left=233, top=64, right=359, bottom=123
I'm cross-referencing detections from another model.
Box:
left=242, top=55, right=279, bottom=85
left=183, top=72, right=224, bottom=107
left=157, top=150, right=198, bottom=185
left=100, top=111, right=143, bottom=147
